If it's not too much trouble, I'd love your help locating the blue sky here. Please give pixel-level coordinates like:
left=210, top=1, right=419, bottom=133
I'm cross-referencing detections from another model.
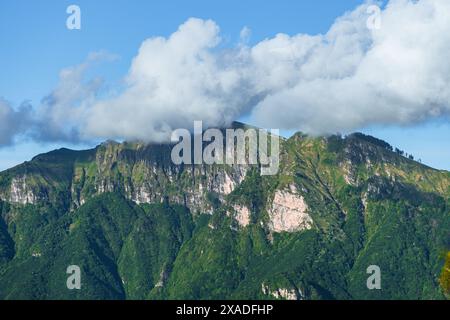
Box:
left=0, top=0, right=449, bottom=171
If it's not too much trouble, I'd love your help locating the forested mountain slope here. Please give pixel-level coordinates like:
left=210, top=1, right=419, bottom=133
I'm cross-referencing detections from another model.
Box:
left=0, top=126, right=448, bottom=299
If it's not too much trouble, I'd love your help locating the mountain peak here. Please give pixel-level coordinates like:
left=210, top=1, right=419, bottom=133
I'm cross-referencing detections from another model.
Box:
left=0, top=125, right=448, bottom=299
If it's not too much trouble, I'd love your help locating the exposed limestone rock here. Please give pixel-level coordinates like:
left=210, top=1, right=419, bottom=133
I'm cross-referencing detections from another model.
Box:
left=261, top=283, right=302, bottom=300
left=361, top=192, right=368, bottom=212
left=232, top=204, right=251, bottom=227
left=1, top=145, right=249, bottom=216
left=91, top=164, right=248, bottom=214
left=210, top=167, right=247, bottom=196
left=155, top=266, right=169, bottom=288
left=97, top=179, right=116, bottom=194
left=9, top=176, right=37, bottom=205
left=341, top=160, right=357, bottom=185
left=131, top=185, right=154, bottom=205
left=271, top=288, right=299, bottom=300
left=214, top=172, right=236, bottom=195
left=268, top=185, right=313, bottom=233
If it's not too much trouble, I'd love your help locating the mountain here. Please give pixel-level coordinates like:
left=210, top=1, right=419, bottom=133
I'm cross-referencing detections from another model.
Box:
left=0, top=123, right=449, bottom=300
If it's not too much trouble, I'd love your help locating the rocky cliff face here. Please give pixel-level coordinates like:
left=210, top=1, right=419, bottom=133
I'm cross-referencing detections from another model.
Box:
left=0, top=128, right=449, bottom=300
left=268, top=185, right=313, bottom=233
left=0, top=131, right=449, bottom=233
left=71, top=147, right=249, bottom=215
left=0, top=141, right=250, bottom=217
left=9, top=176, right=38, bottom=205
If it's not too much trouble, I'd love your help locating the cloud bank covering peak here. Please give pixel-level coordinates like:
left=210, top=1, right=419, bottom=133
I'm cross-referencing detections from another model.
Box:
left=2, top=0, right=450, bottom=145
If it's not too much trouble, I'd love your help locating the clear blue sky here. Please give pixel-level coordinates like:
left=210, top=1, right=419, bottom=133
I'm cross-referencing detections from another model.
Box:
left=0, top=0, right=449, bottom=171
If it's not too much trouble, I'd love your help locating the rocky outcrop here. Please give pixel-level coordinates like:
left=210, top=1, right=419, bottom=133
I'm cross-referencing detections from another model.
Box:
left=67, top=143, right=250, bottom=215
left=9, top=176, right=38, bottom=205
left=268, top=185, right=313, bottom=233
left=341, top=160, right=357, bottom=185
left=261, top=283, right=302, bottom=300
left=231, top=204, right=251, bottom=228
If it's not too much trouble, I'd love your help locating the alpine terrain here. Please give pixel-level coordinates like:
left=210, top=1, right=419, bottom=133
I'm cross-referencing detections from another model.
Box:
left=0, top=123, right=449, bottom=300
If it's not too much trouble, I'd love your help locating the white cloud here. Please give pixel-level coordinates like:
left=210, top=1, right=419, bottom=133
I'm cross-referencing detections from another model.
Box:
left=88, top=0, right=450, bottom=141
left=83, top=18, right=256, bottom=142
left=250, top=0, right=450, bottom=133
left=12, top=0, right=450, bottom=145
left=33, top=52, right=115, bottom=143
left=0, top=99, right=31, bottom=146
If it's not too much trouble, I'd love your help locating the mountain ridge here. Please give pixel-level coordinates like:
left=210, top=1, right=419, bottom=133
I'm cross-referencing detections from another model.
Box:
left=0, top=125, right=448, bottom=299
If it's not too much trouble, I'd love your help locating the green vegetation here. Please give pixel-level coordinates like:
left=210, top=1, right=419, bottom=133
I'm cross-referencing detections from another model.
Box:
left=441, top=252, right=450, bottom=297
left=0, top=131, right=448, bottom=300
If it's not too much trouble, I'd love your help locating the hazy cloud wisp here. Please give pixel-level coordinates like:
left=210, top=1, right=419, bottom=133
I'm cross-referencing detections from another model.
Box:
left=0, top=99, right=32, bottom=146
